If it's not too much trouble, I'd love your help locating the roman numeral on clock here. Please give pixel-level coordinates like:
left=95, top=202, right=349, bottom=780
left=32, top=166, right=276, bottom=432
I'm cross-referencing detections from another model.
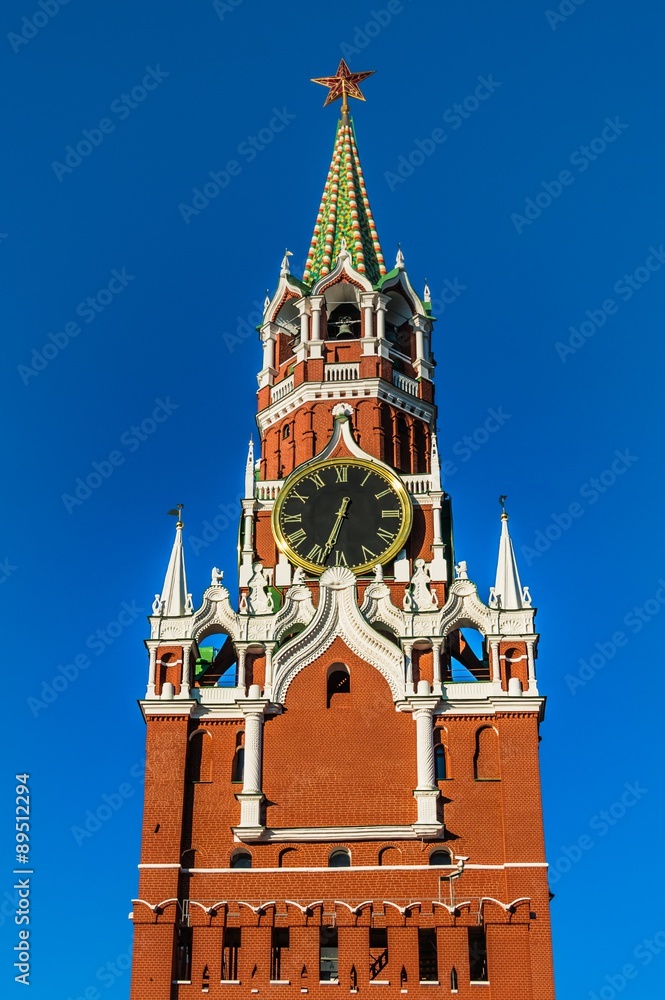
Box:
left=375, top=488, right=392, bottom=499
left=282, top=513, right=302, bottom=522
left=377, top=527, right=396, bottom=544
left=291, top=489, right=308, bottom=504
left=335, top=466, right=348, bottom=483
left=306, top=543, right=324, bottom=562
left=309, top=473, right=325, bottom=489
left=287, top=528, right=306, bottom=546
left=382, top=509, right=400, bottom=518
left=334, top=550, right=348, bottom=566
left=361, top=546, right=378, bottom=562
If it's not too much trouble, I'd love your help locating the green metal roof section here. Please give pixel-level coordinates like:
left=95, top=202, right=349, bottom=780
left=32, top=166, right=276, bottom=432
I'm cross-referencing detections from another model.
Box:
left=303, top=116, right=387, bottom=286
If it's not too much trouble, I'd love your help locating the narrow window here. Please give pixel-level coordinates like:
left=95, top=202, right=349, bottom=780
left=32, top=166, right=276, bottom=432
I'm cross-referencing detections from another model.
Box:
left=283, top=424, right=291, bottom=439
left=418, top=928, right=438, bottom=982
left=232, top=746, right=244, bottom=783
left=230, top=851, right=252, bottom=869
left=326, top=664, right=350, bottom=707
left=329, top=849, right=350, bottom=868
left=450, top=966, right=458, bottom=992
left=429, top=849, right=452, bottom=866
left=320, top=927, right=339, bottom=982
left=474, top=727, right=500, bottom=781
left=369, top=928, right=388, bottom=981
left=434, top=744, right=447, bottom=781
left=222, top=928, right=241, bottom=981
left=174, top=926, right=192, bottom=982
left=468, top=927, right=488, bottom=982
left=271, top=928, right=290, bottom=981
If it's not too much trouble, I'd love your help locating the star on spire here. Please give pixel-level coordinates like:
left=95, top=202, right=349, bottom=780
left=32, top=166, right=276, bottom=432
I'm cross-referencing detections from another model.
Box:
left=311, top=59, right=375, bottom=119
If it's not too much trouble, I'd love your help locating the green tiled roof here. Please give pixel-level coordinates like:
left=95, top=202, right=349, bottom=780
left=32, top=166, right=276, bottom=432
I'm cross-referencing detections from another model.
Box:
left=303, top=116, right=387, bottom=286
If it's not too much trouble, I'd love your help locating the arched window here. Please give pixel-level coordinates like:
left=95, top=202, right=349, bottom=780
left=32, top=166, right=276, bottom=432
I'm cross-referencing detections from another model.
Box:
left=329, top=849, right=351, bottom=868
left=326, top=664, right=350, bottom=708
left=429, top=850, right=452, bottom=866
left=283, top=424, right=291, bottom=439
left=378, top=846, right=401, bottom=866
left=230, top=851, right=252, bottom=869
left=327, top=302, right=361, bottom=339
left=474, top=726, right=500, bottom=781
left=187, top=729, right=213, bottom=782
left=231, top=731, right=244, bottom=783
left=434, top=744, right=447, bottom=781
left=278, top=847, right=299, bottom=868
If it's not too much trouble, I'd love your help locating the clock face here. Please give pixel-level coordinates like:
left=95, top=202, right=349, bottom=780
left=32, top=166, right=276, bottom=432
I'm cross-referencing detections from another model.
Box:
left=273, top=457, right=412, bottom=575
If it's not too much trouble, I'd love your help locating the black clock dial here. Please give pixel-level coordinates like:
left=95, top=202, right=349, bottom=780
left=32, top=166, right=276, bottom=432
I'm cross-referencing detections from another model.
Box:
left=273, top=458, right=412, bottom=575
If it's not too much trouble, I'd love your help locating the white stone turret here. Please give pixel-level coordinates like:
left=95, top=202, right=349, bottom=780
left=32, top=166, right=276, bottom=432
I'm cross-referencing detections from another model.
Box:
left=489, top=506, right=532, bottom=610
left=157, top=513, right=192, bottom=617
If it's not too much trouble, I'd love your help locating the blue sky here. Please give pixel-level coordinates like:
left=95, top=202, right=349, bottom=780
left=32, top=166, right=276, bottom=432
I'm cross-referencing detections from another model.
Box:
left=2, top=0, right=664, bottom=996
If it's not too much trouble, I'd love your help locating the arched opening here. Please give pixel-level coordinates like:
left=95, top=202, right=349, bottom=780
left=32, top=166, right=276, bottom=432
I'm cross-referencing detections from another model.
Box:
left=378, top=846, right=401, bottom=866
left=448, top=628, right=490, bottom=682
left=327, top=301, right=361, bottom=339
left=156, top=652, right=181, bottom=696
left=274, top=298, right=301, bottom=361
left=230, top=851, right=252, bottom=869
left=328, top=849, right=351, bottom=868
left=278, top=847, right=299, bottom=868
left=434, top=744, right=447, bottom=782
left=187, top=729, right=213, bottom=782
left=326, top=664, right=350, bottom=708
left=231, top=731, right=245, bottom=783
left=396, top=415, right=410, bottom=473
left=195, top=633, right=237, bottom=688
left=429, top=849, right=452, bottom=866
left=474, top=727, right=500, bottom=781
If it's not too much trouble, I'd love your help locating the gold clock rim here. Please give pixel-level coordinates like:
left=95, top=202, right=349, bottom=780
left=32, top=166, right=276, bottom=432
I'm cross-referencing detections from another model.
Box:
left=272, top=456, right=413, bottom=576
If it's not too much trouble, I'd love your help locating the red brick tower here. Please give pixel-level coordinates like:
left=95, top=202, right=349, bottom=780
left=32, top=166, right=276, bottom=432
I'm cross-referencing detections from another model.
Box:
left=130, top=61, right=556, bottom=1000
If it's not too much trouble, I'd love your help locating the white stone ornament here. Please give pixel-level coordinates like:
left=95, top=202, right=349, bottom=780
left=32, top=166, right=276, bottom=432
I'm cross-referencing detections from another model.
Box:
left=211, top=567, right=224, bottom=587
left=455, top=560, right=469, bottom=580
left=404, top=559, right=439, bottom=612
left=247, top=562, right=274, bottom=615
left=152, top=594, right=164, bottom=615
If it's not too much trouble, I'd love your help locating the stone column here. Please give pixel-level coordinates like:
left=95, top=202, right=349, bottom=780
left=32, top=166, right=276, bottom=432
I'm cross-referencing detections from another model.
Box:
left=147, top=644, right=157, bottom=698
left=235, top=689, right=269, bottom=840
left=410, top=691, right=443, bottom=837
left=403, top=640, right=414, bottom=694
left=526, top=641, right=537, bottom=693
left=415, top=706, right=436, bottom=790
left=432, top=641, right=443, bottom=695
left=490, top=639, right=501, bottom=687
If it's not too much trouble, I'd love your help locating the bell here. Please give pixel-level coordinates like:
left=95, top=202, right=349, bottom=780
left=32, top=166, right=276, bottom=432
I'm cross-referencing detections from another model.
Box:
left=337, top=316, right=353, bottom=338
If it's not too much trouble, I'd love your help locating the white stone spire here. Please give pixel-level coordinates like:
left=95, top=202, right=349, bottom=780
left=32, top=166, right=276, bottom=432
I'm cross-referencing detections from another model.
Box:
left=430, top=431, right=442, bottom=491
left=245, top=438, right=255, bottom=498
left=159, top=510, right=190, bottom=616
left=490, top=503, right=532, bottom=610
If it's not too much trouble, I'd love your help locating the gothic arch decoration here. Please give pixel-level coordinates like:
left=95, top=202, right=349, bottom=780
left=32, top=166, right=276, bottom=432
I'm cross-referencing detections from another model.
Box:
left=474, top=726, right=501, bottom=781
left=272, top=566, right=404, bottom=703
left=191, top=584, right=240, bottom=645
left=438, top=578, right=498, bottom=638
left=310, top=246, right=374, bottom=298
left=272, top=582, right=316, bottom=645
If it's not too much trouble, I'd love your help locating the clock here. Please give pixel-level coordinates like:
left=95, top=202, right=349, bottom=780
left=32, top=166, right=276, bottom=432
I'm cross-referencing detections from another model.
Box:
left=273, top=457, right=412, bottom=575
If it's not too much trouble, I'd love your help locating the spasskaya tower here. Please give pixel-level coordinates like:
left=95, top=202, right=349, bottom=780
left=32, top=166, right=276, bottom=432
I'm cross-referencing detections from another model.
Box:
left=129, top=61, right=556, bottom=1000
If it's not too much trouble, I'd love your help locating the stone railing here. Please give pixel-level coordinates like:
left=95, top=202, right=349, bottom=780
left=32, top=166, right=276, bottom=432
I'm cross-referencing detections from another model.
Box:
left=325, top=362, right=360, bottom=382
left=270, top=375, right=294, bottom=403
left=402, top=474, right=434, bottom=495
left=392, top=371, right=419, bottom=396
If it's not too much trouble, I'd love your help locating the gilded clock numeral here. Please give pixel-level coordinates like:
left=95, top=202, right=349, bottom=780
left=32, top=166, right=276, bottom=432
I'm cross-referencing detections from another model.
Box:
left=287, top=528, right=307, bottom=546
left=291, top=489, right=309, bottom=504
left=375, top=488, right=391, bottom=499
left=361, top=471, right=373, bottom=486
left=283, top=513, right=302, bottom=522
left=361, top=545, right=378, bottom=562
left=309, top=472, right=325, bottom=489
left=377, top=527, right=396, bottom=544
left=335, top=466, right=348, bottom=483
left=306, top=543, right=324, bottom=562
left=334, top=550, right=348, bottom=566
left=382, top=509, right=400, bottom=518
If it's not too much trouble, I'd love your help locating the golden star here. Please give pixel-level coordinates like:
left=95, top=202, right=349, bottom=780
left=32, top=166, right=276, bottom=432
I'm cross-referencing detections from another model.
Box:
left=311, top=59, right=375, bottom=110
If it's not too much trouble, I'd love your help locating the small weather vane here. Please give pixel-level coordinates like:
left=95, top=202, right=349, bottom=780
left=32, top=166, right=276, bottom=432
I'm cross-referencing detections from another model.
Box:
left=498, top=495, right=508, bottom=512
left=167, top=503, right=184, bottom=527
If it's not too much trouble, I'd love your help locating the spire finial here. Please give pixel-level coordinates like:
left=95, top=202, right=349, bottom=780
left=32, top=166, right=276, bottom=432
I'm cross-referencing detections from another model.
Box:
left=280, top=249, right=293, bottom=275
left=245, top=438, right=255, bottom=498
left=167, top=503, right=184, bottom=529
left=311, top=59, right=375, bottom=120
left=396, top=244, right=405, bottom=269
left=423, top=280, right=431, bottom=303
left=499, top=494, right=508, bottom=515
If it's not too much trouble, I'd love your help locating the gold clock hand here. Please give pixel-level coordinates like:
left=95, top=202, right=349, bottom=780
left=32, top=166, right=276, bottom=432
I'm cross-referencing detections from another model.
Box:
left=322, top=497, right=351, bottom=559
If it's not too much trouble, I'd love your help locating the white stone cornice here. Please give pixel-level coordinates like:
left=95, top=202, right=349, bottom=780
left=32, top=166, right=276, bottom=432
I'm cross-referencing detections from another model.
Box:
left=256, top=377, right=435, bottom=436
left=232, top=824, right=444, bottom=843
left=139, top=701, right=196, bottom=720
